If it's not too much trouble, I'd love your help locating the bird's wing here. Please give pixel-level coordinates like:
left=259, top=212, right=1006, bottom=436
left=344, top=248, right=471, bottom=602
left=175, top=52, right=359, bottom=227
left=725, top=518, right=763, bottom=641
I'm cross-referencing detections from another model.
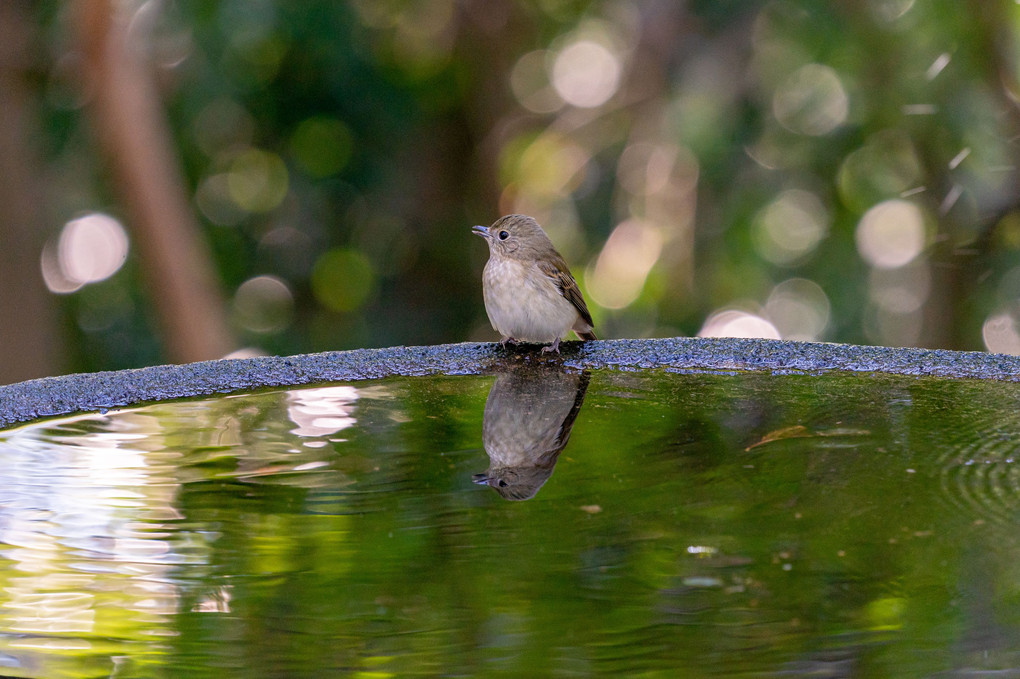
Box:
left=537, top=257, right=594, bottom=328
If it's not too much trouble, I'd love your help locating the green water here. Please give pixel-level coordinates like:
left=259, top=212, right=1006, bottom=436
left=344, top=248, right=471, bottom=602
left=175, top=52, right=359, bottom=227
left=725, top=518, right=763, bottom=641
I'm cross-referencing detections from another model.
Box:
left=2, top=366, right=1020, bottom=677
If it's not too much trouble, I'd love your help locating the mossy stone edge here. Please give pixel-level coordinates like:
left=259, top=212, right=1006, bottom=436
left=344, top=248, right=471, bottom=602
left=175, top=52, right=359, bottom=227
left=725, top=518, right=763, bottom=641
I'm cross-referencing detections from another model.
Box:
left=2, top=337, right=1019, bottom=428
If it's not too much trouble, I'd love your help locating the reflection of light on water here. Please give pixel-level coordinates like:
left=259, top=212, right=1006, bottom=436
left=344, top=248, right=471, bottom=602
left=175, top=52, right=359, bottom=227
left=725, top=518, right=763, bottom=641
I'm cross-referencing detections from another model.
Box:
left=686, top=545, right=718, bottom=556
left=287, top=386, right=359, bottom=438
left=0, top=387, right=383, bottom=671
left=192, top=586, right=232, bottom=613
left=6, top=591, right=95, bottom=634
left=0, top=413, right=185, bottom=649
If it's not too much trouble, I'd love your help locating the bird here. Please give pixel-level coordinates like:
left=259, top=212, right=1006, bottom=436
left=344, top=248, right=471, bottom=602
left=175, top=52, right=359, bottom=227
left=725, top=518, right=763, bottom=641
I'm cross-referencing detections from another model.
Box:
left=473, top=367, right=590, bottom=501
left=472, top=214, right=596, bottom=353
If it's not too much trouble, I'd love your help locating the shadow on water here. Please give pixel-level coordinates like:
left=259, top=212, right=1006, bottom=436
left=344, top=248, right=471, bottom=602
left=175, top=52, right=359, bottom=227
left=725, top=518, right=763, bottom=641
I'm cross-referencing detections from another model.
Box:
left=5, top=365, right=1020, bottom=675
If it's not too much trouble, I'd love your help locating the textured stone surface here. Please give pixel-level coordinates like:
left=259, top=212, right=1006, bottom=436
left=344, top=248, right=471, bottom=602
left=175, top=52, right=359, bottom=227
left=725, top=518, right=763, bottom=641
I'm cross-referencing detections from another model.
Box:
left=2, top=337, right=1020, bottom=428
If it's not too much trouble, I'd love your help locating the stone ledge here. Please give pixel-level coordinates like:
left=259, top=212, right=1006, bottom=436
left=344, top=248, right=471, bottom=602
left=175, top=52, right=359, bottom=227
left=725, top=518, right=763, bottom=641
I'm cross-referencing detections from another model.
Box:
left=2, top=337, right=1019, bottom=428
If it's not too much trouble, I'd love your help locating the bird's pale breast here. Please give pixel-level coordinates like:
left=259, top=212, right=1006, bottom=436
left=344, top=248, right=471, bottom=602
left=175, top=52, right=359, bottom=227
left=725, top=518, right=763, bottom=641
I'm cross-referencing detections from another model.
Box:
left=482, top=257, right=578, bottom=342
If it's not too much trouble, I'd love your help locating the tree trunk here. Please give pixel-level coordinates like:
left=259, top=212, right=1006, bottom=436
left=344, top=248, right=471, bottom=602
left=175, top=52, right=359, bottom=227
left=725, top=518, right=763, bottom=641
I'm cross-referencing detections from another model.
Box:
left=74, top=0, right=235, bottom=363
left=0, top=1, right=64, bottom=384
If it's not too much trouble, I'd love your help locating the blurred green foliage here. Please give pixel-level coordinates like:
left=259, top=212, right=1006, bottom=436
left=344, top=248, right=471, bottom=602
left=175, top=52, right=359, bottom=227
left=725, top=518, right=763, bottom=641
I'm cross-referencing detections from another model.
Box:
left=26, top=0, right=1020, bottom=371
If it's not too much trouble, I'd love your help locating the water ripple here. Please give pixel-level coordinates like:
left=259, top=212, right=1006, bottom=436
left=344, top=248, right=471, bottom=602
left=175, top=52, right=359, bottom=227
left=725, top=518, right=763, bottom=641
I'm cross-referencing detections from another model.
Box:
left=935, top=420, right=1020, bottom=529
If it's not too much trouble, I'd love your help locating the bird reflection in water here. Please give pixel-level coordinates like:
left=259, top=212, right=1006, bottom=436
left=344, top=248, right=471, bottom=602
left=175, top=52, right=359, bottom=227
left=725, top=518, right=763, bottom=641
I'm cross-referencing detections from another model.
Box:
left=473, top=367, right=590, bottom=500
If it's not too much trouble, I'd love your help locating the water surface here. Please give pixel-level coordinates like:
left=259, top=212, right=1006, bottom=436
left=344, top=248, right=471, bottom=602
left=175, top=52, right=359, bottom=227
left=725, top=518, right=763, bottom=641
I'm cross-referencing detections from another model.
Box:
left=2, top=366, right=1020, bottom=677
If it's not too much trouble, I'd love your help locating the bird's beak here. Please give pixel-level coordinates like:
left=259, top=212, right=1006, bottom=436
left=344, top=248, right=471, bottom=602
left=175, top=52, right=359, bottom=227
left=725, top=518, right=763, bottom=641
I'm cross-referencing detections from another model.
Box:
left=472, top=473, right=491, bottom=485
left=472, top=225, right=490, bottom=239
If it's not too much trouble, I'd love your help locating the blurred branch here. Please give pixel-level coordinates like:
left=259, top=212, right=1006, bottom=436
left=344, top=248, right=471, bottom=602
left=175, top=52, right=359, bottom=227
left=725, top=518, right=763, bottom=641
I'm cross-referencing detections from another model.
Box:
left=0, top=1, right=64, bottom=383
left=74, top=0, right=235, bottom=363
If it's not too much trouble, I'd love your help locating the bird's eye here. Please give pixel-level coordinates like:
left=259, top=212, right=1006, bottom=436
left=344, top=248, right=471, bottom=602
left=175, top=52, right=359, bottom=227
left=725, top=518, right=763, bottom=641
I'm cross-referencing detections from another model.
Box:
left=498, top=479, right=508, bottom=487
left=498, top=230, right=510, bottom=241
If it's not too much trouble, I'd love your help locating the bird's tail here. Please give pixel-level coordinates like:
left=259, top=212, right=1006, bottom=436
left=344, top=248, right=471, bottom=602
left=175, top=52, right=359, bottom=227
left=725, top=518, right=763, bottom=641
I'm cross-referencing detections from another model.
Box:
left=575, top=330, right=597, bottom=341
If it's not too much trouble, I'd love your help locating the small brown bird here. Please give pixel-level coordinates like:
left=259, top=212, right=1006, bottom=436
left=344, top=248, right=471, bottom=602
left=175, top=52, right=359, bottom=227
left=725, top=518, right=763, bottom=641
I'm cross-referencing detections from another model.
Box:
left=473, top=367, right=591, bottom=501
left=472, top=214, right=596, bottom=353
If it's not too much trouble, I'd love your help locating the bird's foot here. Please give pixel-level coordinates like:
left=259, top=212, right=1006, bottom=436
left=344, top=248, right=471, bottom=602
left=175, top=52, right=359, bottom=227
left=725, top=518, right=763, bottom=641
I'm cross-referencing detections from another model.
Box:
left=541, top=337, right=561, bottom=354
left=500, top=337, right=519, bottom=348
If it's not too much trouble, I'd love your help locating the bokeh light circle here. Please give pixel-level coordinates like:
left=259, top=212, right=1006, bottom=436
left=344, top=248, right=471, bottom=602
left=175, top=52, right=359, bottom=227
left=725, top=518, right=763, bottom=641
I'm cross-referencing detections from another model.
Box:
left=57, top=213, right=130, bottom=285
left=855, top=199, right=926, bottom=269
left=983, top=312, right=1020, bottom=355
left=551, top=40, right=621, bottom=108
left=765, top=278, right=831, bottom=341
left=233, top=275, right=294, bottom=333
left=773, top=63, right=849, bottom=136
left=311, top=249, right=376, bottom=313
left=753, top=189, right=829, bottom=265
left=698, top=310, right=781, bottom=340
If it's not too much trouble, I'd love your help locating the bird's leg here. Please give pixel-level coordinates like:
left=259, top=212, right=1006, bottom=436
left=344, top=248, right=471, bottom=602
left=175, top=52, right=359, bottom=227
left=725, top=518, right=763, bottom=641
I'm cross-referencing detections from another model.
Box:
left=500, top=337, right=519, bottom=348
left=541, top=337, right=561, bottom=354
